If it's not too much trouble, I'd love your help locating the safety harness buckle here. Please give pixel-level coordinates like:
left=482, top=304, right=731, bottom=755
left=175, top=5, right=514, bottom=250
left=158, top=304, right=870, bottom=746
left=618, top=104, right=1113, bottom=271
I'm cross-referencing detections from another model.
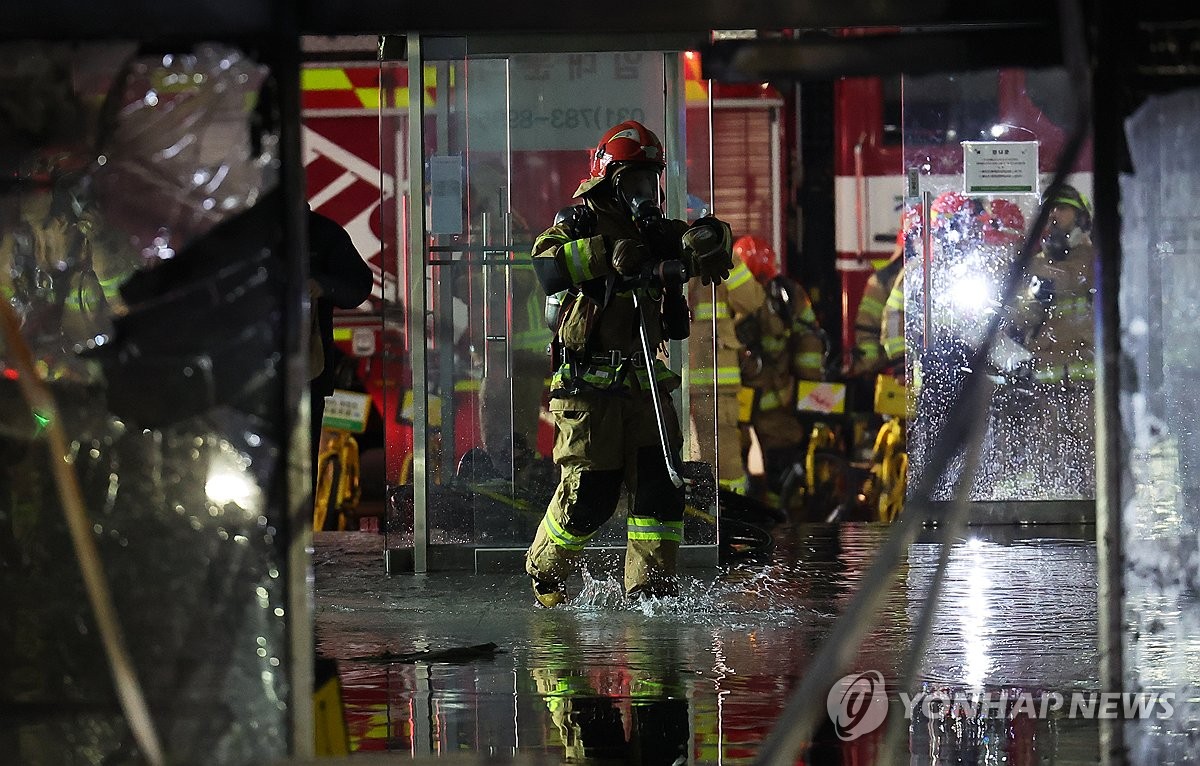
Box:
left=585, top=349, right=645, bottom=369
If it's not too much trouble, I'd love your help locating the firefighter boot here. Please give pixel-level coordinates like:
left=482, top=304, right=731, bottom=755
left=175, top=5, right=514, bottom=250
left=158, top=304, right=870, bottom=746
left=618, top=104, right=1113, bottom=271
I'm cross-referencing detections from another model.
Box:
left=532, top=576, right=567, bottom=609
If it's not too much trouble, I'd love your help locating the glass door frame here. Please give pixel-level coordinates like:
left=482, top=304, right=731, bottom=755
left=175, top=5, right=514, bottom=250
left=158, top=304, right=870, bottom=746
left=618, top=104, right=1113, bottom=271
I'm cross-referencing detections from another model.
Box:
left=389, top=31, right=717, bottom=573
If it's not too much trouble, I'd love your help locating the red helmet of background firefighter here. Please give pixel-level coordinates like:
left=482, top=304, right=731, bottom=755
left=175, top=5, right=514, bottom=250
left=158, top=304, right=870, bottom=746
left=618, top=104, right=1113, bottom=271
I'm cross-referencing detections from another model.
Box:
left=524, top=120, right=735, bottom=607
left=735, top=234, right=779, bottom=282
left=880, top=191, right=1026, bottom=366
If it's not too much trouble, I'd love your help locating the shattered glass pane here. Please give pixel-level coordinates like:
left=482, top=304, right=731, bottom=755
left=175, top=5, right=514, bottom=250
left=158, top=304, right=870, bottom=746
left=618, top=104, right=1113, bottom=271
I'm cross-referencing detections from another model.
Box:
left=1120, top=87, right=1200, bottom=763
left=900, top=68, right=1096, bottom=504
left=0, top=42, right=294, bottom=764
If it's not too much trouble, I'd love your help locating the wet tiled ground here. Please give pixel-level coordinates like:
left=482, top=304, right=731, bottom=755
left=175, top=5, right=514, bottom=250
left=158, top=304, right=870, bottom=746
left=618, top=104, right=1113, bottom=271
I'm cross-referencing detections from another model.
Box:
left=313, top=522, right=1101, bottom=764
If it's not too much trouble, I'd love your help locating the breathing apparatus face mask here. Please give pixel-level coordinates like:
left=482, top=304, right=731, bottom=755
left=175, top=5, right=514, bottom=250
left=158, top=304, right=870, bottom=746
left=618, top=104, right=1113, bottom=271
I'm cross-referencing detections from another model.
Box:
left=1042, top=224, right=1073, bottom=256
left=612, top=165, right=663, bottom=223
left=1041, top=205, right=1087, bottom=257
left=1042, top=220, right=1081, bottom=257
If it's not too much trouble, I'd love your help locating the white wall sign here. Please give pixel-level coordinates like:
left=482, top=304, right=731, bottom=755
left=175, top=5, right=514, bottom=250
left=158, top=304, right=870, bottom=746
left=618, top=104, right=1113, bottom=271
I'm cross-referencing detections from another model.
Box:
left=962, top=141, right=1040, bottom=194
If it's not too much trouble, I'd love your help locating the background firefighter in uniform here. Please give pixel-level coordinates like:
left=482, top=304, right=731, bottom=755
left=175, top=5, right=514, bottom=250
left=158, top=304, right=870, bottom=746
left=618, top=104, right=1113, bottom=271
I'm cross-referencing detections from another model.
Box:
left=687, top=231, right=766, bottom=495
left=853, top=210, right=918, bottom=519
left=1010, top=183, right=1096, bottom=496
left=731, top=235, right=827, bottom=507
left=847, top=208, right=917, bottom=379
left=525, top=120, right=734, bottom=605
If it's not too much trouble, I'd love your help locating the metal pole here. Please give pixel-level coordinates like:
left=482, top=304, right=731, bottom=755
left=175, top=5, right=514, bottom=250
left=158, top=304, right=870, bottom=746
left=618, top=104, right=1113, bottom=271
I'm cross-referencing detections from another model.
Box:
left=407, top=32, right=430, bottom=574
left=1092, top=0, right=1127, bottom=760
left=274, top=20, right=314, bottom=757
left=633, top=289, right=684, bottom=489
left=663, top=51, right=689, bottom=444
left=921, top=190, right=933, bottom=352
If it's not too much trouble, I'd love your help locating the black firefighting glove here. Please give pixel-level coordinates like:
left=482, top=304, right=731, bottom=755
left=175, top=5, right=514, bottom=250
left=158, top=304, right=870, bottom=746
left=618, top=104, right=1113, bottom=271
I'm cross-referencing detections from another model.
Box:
left=553, top=204, right=597, bottom=239
left=682, top=216, right=734, bottom=286
left=611, top=238, right=650, bottom=277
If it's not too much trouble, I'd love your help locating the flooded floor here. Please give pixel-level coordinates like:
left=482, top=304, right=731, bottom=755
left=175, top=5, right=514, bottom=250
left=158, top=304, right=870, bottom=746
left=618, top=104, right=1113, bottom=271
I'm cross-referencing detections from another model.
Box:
left=313, top=521, right=1101, bottom=764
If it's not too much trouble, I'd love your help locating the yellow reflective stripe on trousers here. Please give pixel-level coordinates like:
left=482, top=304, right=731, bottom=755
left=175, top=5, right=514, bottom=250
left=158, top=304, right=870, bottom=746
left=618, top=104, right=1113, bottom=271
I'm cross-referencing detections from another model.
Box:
left=858, top=294, right=884, bottom=317
left=857, top=345, right=881, bottom=362
left=882, top=332, right=905, bottom=359
left=542, top=513, right=593, bottom=551
left=689, top=366, right=741, bottom=386
left=627, top=516, right=684, bottom=542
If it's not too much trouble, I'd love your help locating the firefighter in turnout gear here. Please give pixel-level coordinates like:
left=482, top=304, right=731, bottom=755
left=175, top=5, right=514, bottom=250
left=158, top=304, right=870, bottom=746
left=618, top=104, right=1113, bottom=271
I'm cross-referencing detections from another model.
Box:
left=1011, top=183, right=1096, bottom=496
left=856, top=210, right=919, bottom=520
left=524, top=121, right=734, bottom=606
left=848, top=208, right=917, bottom=378
left=688, top=234, right=766, bottom=496
left=731, top=235, right=827, bottom=508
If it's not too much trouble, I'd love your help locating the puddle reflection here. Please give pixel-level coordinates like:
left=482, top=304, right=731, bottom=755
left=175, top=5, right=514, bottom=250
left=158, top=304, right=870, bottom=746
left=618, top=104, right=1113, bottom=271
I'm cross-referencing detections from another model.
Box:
left=316, top=523, right=1100, bottom=763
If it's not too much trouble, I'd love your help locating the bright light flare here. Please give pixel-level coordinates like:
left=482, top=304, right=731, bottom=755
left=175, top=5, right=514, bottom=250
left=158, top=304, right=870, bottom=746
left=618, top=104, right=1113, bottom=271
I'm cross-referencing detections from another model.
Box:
left=205, top=450, right=262, bottom=511
left=948, top=272, right=995, bottom=315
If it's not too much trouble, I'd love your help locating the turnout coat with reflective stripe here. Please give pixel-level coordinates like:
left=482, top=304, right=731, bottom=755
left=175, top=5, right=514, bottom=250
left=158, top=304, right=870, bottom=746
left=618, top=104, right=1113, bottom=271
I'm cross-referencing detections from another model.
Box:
left=532, top=193, right=689, bottom=368
left=688, top=249, right=765, bottom=388
left=1012, top=240, right=1096, bottom=383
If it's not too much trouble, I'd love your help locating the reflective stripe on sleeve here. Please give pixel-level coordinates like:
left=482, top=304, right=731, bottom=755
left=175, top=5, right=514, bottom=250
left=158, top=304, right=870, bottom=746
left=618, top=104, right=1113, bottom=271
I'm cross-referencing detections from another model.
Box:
left=795, top=351, right=824, bottom=369
left=562, top=239, right=589, bottom=283
left=688, top=366, right=741, bottom=386
left=725, top=261, right=753, bottom=290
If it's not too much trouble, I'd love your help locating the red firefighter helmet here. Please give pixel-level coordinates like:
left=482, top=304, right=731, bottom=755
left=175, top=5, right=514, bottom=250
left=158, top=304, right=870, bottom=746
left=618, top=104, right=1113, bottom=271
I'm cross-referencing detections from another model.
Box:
left=929, top=191, right=973, bottom=233
left=588, top=120, right=665, bottom=180
left=978, top=198, right=1026, bottom=245
left=733, top=235, right=778, bottom=282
